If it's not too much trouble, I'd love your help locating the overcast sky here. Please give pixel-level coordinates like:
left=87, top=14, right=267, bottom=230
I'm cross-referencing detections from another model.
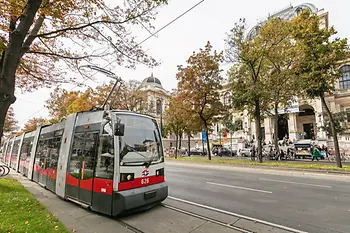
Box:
left=12, top=0, right=350, bottom=128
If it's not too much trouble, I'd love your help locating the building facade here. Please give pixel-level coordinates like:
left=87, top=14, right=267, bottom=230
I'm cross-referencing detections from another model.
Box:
left=141, top=3, right=350, bottom=151
left=223, top=3, right=350, bottom=150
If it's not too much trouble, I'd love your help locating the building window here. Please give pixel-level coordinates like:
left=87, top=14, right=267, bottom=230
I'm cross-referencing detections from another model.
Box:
left=223, top=92, right=231, bottom=106
left=156, top=99, right=162, bottom=115
left=339, top=65, right=350, bottom=89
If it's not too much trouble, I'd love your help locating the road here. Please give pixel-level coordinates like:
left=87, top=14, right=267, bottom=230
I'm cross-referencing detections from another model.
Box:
left=166, top=161, right=350, bottom=233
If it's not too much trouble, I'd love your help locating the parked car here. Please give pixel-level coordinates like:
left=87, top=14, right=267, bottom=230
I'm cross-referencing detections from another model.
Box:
left=189, top=148, right=207, bottom=156
left=239, top=147, right=252, bottom=157
left=212, top=147, right=234, bottom=157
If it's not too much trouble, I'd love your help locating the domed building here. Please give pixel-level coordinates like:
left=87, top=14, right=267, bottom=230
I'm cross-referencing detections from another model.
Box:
left=140, top=74, right=164, bottom=91
left=139, top=73, right=170, bottom=118
left=139, top=73, right=203, bottom=149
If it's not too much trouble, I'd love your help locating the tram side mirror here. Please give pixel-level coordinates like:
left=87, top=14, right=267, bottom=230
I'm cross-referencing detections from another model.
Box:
left=114, top=122, right=125, bottom=136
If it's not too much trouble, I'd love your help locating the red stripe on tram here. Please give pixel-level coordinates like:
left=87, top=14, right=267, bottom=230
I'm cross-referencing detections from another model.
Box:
left=65, top=173, right=113, bottom=195
left=118, top=175, right=165, bottom=191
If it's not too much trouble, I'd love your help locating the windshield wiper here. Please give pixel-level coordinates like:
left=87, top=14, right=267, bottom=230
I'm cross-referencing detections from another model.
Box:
left=123, top=140, right=158, bottom=168
left=121, top=161, right=145, bottom=165
left=124, top=144, right=148, bottom=159
left=144, top=133, right=159, bottom=168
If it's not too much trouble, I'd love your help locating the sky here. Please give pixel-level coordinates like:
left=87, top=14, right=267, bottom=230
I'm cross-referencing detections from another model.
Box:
left=12, top=0, right=350, bottom=128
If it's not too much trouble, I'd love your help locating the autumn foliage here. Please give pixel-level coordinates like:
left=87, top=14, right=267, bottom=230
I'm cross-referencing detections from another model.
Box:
left=176, top=41, right=225, bottom=160
left=0, top=0, right=168, bottom=142
left=3, top=107, right=19, bottom=137
left=22, top=117, right=49, bottom=133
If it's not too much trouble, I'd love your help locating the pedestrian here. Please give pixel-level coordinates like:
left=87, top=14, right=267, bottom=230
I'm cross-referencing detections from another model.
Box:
left=312, top=145, right=320, bottom=162
left=251, top=143, right=256, bottom=161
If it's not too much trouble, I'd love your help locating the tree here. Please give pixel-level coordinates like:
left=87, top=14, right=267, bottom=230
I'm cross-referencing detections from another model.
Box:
left=0, top=0, right=168, bottom=143
left=183, top=110, right=202, bottom=157
left=225, top=19, right=271, bottom=163
left=3, top=107, right=19, bottom=137
left=22, top=117, right=49, bottom=132
left=226, top=119, right=243, bottom=134
left=320, top=112, right=347, bottom=137
left=292, top=10, right=349, bottom=168
left=259, top=18, right=303, bottom=150
left=45, top=80, right=149, bottom=119
left=45, top=87, right=81, bottom=121
left=66, top=89, right=95, bottom=114
left=163, top=95, right=187, bottom=158
left=177, top=41, right=224, bottom=160
left=94, top=80, right=148, bottom=112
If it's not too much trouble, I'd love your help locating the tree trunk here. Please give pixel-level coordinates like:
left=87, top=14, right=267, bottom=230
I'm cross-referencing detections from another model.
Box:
left=204, top=121, right=211, bottom=160
left=254, top=99, right=263, bottom=163
left=0, top=0, right=43, bottom=145
left=274, top=101, right=279, bottom=150
left=320, top=96, right=342, bottom=168
left=179, top=132, right=182, bottom=150
left=187, top=133, right=191, bottom=156
left=0, top=101, right=11, bottom=145
left=175, top=127, right=179, bottom=159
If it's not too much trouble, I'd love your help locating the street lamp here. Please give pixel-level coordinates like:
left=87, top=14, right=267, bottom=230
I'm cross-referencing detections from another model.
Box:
left=156, top=98, right=163, bottom=137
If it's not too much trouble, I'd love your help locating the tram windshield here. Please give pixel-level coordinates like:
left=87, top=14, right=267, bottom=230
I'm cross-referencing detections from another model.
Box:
left=118, top=114, right=163, bottom=165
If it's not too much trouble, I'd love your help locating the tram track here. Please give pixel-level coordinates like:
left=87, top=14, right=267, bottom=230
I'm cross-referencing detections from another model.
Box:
left=115, top=203, right=253, bottom=233
left=115, top=219, right=147, bottom=233
left=0, top=164, right=10, bottom=177
left=159, top=203, right=253, bottom=233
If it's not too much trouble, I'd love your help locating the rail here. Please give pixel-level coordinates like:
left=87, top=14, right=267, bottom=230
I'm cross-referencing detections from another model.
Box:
left=0, top=164, right=10, bottom=177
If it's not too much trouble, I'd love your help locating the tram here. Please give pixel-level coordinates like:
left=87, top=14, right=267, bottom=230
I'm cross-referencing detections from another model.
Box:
left=0, top=109, right=168, bottom=216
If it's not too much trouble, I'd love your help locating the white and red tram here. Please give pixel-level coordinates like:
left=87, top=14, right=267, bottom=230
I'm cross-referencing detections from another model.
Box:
left=0, top=110, right=168, bottom=215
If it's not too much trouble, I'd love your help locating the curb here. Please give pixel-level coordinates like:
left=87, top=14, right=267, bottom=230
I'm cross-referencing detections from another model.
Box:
left=165, top=159, right=350, bottom=175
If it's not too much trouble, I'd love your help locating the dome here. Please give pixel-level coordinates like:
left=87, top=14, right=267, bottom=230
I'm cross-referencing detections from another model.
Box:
left=144, top=73, right=162, bottom=85
left=140, top=73, right=164, bottom=90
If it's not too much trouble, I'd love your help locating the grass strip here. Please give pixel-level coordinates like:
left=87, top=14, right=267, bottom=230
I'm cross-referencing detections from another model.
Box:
left=0, top=178, right=70, bottom=233
left=167, top=157, right=350, bottom=171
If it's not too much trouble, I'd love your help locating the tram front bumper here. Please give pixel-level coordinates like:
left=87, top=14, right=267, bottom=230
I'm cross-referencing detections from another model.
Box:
left=112, top=182, right=168, bottom=216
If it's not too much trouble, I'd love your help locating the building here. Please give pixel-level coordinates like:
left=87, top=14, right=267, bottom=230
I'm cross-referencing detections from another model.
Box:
left=141, top=4, right=350, bottom=151
left=223, top=3, right=350, bottom=150
left=139, top=73, right=205, bottom=149
left=139, top=73, right=170, bottom=117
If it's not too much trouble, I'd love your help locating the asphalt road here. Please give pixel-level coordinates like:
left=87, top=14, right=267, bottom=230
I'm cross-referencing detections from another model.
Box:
left=166, top=161, right=350, bottom=233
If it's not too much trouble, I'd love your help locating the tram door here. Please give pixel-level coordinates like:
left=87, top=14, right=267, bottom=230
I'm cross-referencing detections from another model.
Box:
left=66, top=132, right=99, bottom=205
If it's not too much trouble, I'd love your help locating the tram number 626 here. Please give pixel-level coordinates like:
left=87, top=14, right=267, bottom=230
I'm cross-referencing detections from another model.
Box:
left=141, top=178, right=149, bottom=185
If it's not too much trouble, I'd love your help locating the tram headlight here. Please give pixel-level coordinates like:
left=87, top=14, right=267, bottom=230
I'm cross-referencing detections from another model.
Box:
left=156, top=168, right=164, bottom=176
left=120, top=173, right=134, bottom=182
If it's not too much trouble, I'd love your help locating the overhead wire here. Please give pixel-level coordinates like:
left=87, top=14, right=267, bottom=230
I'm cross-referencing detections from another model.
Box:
left=18, top=0, right=205, bottom=126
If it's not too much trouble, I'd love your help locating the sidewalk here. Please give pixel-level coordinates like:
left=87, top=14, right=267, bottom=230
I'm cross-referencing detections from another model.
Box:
left=7, top=168, right=302, bottom=233
left=166, top=157, right=350, bottom=176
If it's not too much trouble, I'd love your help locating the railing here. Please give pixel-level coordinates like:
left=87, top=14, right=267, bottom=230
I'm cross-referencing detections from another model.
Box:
left=0, top=165, right=10, bottom=177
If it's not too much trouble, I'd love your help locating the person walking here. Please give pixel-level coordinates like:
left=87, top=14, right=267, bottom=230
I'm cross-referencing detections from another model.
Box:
left=312, top=145, right=320, bottom=161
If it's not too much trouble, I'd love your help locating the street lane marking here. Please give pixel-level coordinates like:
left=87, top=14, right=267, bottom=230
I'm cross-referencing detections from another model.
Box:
left=206, top=181, right=272, bottom=194
left=258, top=178, right=332, bottom=188
left=167, top=196, right=308, bottom=233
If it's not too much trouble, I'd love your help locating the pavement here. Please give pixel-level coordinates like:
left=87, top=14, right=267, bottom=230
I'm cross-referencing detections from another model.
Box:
left=4, top=164, right=304, bottom=233
left=166, top=161, right=350, bottom=233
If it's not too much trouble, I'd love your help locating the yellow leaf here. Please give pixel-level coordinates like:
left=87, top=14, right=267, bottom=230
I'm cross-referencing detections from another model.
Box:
left=24, top=221, right=29, bottom=225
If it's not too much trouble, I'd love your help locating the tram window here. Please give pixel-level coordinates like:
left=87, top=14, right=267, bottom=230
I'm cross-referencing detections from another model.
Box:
left=47, top=137, right=62, bottom=170
left=95, top=135, right=114, bottom=179
left=35, top=139, right=48, bottom=169
left=96, top=123, right=114, bottom=179
left=11, top=140, right=20, bottom=158
left=20, top=138, right=33, bottom=163
left=69, top=132, right=99, bottom=179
